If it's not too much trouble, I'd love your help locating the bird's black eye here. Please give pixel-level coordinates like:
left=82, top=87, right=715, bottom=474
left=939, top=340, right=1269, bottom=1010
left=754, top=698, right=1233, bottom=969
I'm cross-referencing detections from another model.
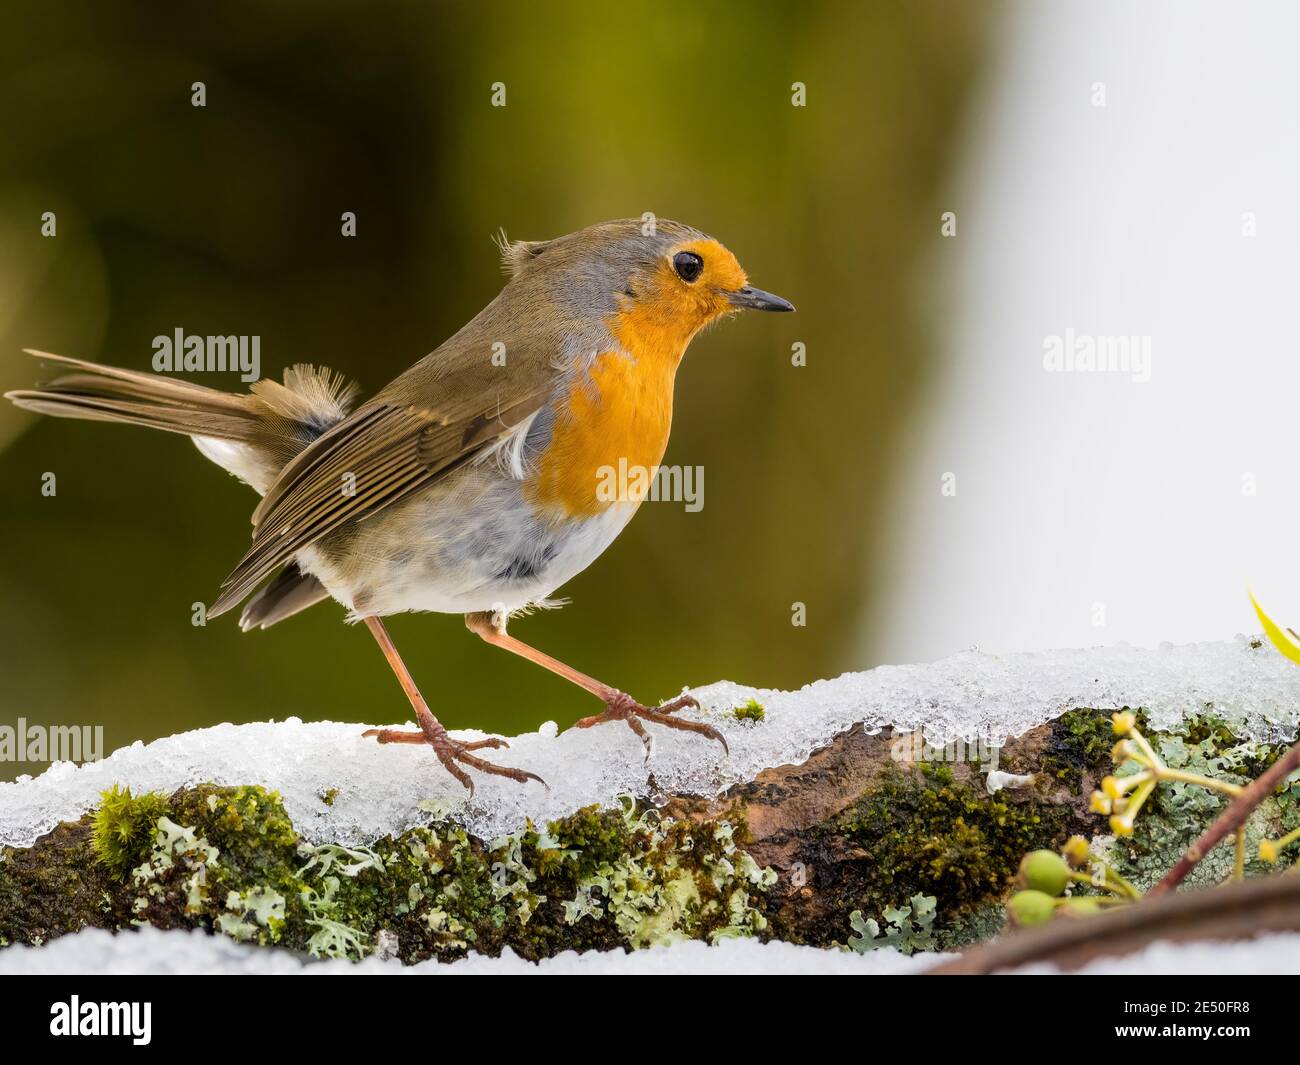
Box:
left=672, top=251, right=704, bottom=283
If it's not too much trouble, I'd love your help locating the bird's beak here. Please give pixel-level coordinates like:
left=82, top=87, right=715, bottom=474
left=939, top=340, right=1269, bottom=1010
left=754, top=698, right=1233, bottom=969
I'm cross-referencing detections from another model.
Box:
left=727, top=285, right=795, bottom=312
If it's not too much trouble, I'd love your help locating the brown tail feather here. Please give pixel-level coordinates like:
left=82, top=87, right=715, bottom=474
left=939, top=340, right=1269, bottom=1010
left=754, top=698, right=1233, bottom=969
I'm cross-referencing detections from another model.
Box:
left=6, top=349, right=360, bottom=465
left=6, top=390, right=265, bottom=439
left=6, top=349, right=269, bottom=443
left=6, top=349, right=361, bottom=630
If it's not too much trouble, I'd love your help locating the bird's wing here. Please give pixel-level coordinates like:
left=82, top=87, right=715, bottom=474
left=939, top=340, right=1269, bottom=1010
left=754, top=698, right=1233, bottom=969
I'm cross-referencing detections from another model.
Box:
left=208, top=320, right=562, bottom=617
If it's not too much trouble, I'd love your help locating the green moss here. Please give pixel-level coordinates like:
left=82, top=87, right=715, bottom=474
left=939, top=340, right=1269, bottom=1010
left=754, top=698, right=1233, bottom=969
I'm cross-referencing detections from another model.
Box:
left=1038, top=707, right=1115, bottom=786
left=173, top=784, right=299, bottom=854
left=545, top=804, right=633, bottom=875
left=91, top=784, right=170, bottom=880
left=733, top=698, right=766, bottom=723
left=0, top=819, right=121, bottom=947
left=1180, top=714, right=1240, bottom=751
left=809, top=763, right=1069, bottom=944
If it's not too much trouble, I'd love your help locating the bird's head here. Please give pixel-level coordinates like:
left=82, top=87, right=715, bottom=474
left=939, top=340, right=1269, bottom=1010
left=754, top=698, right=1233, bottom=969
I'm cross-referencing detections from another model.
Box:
left=498, top=218, right=793, bottom=356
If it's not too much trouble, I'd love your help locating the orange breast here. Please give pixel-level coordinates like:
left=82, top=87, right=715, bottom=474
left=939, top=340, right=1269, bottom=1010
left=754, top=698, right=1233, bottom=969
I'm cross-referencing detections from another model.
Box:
left=527, top=305, right=687, bottom=520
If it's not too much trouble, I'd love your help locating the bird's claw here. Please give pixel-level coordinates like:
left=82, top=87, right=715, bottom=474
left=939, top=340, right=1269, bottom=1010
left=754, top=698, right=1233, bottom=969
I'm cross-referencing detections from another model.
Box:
left=573, top=691, right=728, bottom=762
left=362, top=727, right=543, bottom=794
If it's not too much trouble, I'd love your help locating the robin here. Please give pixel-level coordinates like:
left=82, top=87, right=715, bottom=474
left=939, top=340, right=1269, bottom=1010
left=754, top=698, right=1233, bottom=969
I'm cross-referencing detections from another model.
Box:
left=6, top=218, right=794, bottom=790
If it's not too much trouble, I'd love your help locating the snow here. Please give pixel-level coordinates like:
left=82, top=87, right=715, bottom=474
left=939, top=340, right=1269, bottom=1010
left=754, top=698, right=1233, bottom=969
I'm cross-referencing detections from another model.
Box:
left=3, top=635, right=1299, bottom=849
left=0, top=926, right=938, bottom=975
left=2, top=925, right=1297, bottom=975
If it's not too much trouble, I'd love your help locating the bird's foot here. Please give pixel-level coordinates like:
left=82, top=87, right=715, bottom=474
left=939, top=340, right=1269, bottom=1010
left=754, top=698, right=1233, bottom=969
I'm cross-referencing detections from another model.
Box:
left=363, top=727, right=506, bottom=750
left=572, top=691, right=727, bottom=763
left=362, top=725, right=544, bottom=794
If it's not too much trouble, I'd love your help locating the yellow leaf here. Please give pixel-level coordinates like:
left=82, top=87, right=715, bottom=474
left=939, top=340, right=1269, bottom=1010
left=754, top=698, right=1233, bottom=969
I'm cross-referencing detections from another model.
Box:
left=1249, top=588, right=1300, bottom=666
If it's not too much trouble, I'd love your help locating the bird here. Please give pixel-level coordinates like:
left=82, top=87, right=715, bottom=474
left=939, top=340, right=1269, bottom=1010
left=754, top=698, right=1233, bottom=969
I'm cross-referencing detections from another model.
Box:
left=6, top=218, right=794, bottom=791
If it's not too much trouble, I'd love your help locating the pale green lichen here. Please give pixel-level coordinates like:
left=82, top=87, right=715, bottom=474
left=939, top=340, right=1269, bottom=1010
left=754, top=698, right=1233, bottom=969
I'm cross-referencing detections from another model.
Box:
left=559, top=800, right=775, bottom=947
left=298, top=842, right=385, bottom=879
left=65, top=785, right=781, bottom=963
left=306, top=917, right=368, bottom=959
left=1096, top=715, right=1296, bottom=890
left=130, top=817, right=220, bottom=922
left=217, top=887, right=287, bottom=942
left=848, top=894, right=937, bottom=955
left=299, top=875, right=369, bottom=959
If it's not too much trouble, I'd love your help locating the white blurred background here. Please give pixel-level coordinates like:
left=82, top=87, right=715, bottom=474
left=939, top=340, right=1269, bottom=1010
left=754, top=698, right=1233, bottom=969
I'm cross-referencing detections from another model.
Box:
left=870, top=0, right=1300, bottom=663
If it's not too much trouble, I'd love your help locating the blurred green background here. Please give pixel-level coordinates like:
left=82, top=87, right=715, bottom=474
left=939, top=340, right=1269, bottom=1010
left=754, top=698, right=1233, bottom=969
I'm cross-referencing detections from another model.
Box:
left=0, top=0, right=991, bottom=779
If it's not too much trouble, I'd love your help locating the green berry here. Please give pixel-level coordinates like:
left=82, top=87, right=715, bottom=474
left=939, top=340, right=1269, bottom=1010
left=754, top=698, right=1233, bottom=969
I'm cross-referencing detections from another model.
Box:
left=1057, top=897, right=1102, bottom=918
left=1017, top=849, right=1071, bottom=896
left=1007, top=890, right=1056, bottom=927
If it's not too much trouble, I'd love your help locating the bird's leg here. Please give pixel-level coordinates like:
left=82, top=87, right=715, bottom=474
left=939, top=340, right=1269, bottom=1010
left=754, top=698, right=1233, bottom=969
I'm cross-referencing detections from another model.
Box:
left=464, top=611, right=726, bottom=763
left=360, top=616, right=543, bottom=793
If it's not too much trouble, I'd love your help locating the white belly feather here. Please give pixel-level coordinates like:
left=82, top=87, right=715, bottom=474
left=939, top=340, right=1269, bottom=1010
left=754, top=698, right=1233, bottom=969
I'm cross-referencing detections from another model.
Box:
left=294, top=464, right=640, bottom=619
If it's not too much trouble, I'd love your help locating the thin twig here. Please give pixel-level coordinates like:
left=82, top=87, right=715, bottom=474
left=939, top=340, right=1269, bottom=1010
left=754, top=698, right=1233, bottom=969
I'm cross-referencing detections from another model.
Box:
left=1148, top=738, right=1300, bottom=896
